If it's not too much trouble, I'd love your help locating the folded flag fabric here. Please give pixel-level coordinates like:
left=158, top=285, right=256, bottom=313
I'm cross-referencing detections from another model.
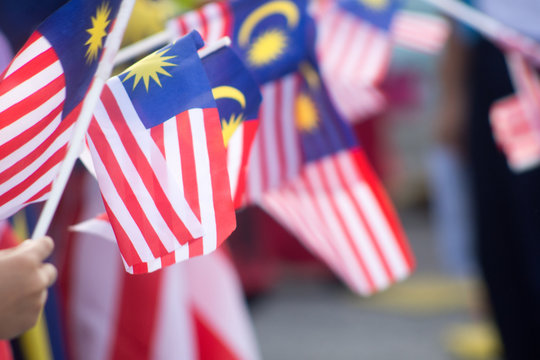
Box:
left=0, top=0, right=123, bottom=219
left=259, top=62, right=415, bottom=295
left=490, top=52, right=540, bottom=172
left=168, top=0, right=313, bottom=86
left=86, top=31, right=235, bottom=274
left=201, top=46, right=262, bottom=208
left=67, top=175, right=260, bottom=360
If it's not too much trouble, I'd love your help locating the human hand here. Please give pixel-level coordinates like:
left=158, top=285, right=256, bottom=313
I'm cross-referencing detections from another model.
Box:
left=0, top=236, right=57, bottom=339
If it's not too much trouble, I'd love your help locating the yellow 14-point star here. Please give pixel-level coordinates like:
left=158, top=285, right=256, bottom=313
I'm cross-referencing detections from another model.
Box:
left=122, top=48, right=177, bottom=91
left=85, top=2, right=111, bottom=63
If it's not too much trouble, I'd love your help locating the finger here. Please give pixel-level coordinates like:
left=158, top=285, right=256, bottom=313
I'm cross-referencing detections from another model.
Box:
left=40, top=263, right=58, bottom=288
left=23, top=236, right=54, bottom=262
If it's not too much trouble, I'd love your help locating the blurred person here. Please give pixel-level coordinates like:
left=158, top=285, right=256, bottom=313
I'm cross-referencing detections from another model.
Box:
left=0, top=230, right=58, bottom=340
left=438, top=1, right=540, bottom=358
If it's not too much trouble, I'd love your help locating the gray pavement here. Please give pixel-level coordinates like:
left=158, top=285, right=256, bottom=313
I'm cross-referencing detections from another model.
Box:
left=248, top=209, right=496, bottom=360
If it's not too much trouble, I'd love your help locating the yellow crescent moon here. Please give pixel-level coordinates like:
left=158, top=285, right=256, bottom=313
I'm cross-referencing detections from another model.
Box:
left=238, top=1, right=299, bottom=47
left=212, top=86, right=246, bottom=109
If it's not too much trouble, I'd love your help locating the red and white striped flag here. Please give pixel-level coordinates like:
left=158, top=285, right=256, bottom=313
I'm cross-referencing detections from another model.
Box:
left=0, top=0, right=125, bottom=219
left=390, top=10, right=450, bottom=55
left=86, top=33, right=235, bottom=274
left=66, top=176, right=260, bottom=360
left=260, top=150, right=414, bottom=295
left=489, top=52, right=540, bottom=172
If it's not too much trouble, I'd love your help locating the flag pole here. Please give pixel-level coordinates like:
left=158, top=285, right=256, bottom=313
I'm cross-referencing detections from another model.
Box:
left=31, top=0, right=135, bottom=240
left=114, top=29, right=171, bottom=65
left=420, top=0, right=540, bottom=66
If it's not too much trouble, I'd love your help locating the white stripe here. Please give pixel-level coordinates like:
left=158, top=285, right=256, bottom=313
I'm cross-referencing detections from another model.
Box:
left=0, top=113, right=65, bottom=193
left=69, top=176, right=121, bottom=360
left=338, top=153, right=409, bottom=279
left=341, top=23, right=370, bottom=83
left=108, top=79, right=203, bottom=238
left=0, top=60, right=63, bottom=113
left=163, top=117, right=185, bottom=198
left=322, top=15, right=355, bottom=83
left=4, top=36, right=52, bottom=78
left=0, top=87, right=65, bottom=147
left=262, top=188, right=342, bottom=276
left=321, top=159, right=389, bottom=289
left=203, top=2, right=225, bottom=43
left=0, top=162, right=60, bottom=220
left=189, top=109, right=217, bottom=254
left=358, top=33, right=388, bottom=84
left=261, top=83, right=280, bottom=190
left=182, top=10, right=203, bottom=36
left=151, top=265, right=195, bottom=360
left=280, top=74, right=301, bottom=180
left=87, top=135, right=156, bottom=262
left=303, top=165, right=371, bottom=292
left=227, top=123, right=244, bottom=197
left=246, top=133, right=263, bottom=201
left=92, top=98, right=183, bottom=253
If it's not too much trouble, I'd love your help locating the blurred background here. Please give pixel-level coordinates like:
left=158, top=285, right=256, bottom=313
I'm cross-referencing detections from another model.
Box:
left=3, top=0, right=537, bottom=359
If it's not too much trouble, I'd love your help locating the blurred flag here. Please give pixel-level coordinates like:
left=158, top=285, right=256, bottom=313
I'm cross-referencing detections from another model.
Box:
left=309, top=0, right=397, bottom=122
left=168, top=0, right=313, bottom=85
left=490, top=52, right=540, bottom=172
left=259, top=63, right=415, bottom=295
left=202, top=46, right=262, bottom=208
left=390, top=10, right=450, bottom=55
left=313, top=0, right=399, bottom=87
left=86, top=31, right=235, bottom=274
left=0, top=0, right=124, bottom=220
left=66, top=176, right=260, bottom=360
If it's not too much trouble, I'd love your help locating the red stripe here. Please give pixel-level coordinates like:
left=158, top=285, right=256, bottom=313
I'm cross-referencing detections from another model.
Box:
left=333, top=153, right=394, bottom=282
left=198, top=8, right=209, bottom=40
left=194, top=307, right=238, bottom=360
left=274, top=81, right=288, bottom=185
left=150, top=125, right=166, bottom=157
left=0, top=75, right=64, bottom=130
left=176, top=111, right=201, bottom=221
left=0, top=47, right=58, bottom=97
left=219, top=2, right=233, bottom=37
left=257, top=92, right=269, bottom=192
left=233, top=120, right=259, bottom=208
left=353, top=149, right=415, bottom=270
left=87, top=115, right=168, bottom=260
left=103, top=199, right=144, bottom=267
left=0, top=102, right=63, bottom=157
left=0, top=144, right=66, bottom=205
left=189, top=237, right=204, bottom=258
left=26, top=183, right=51, bottom=203
left=0, top=103, right=72, bottom=183
left=99, top=86, right=195, bottom=246
left=1, top=31, right=41, bottom=81
left=202, top=108, right=235, bottom=246
left=312, top=163, right=376, bottom=292
left=110, top=270, right=163, bottom=360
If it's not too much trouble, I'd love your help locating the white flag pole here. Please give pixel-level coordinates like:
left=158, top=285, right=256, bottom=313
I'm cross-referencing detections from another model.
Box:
left=114, top=29, right=172, bottom=65
left=31, top=0, right=135, bottom=240
left=421, top=0, right=540, bottom=66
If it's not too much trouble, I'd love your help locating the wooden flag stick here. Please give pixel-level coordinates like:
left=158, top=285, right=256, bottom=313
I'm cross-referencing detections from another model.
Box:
left=31, top=0, right=135, bottom=240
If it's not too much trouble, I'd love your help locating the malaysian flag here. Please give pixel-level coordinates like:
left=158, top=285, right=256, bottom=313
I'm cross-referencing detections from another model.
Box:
left=86, top=31, right=235, bottom=274
left=490, top=52, right=540, bottom=172
left=201, top=46, right=262, bottom=208
left=390, top=10, right=450, bottom=55
left=259, top=63, right=414, bottom=295
left=0, top=0, right=124, bottom=219
left=169, top=0, right=312, bottom=85
left=67, top=175, right=260, bottom=360
left=310, top=0, right=398, bottom=122
left=169, top=0, right=313, bottom=199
